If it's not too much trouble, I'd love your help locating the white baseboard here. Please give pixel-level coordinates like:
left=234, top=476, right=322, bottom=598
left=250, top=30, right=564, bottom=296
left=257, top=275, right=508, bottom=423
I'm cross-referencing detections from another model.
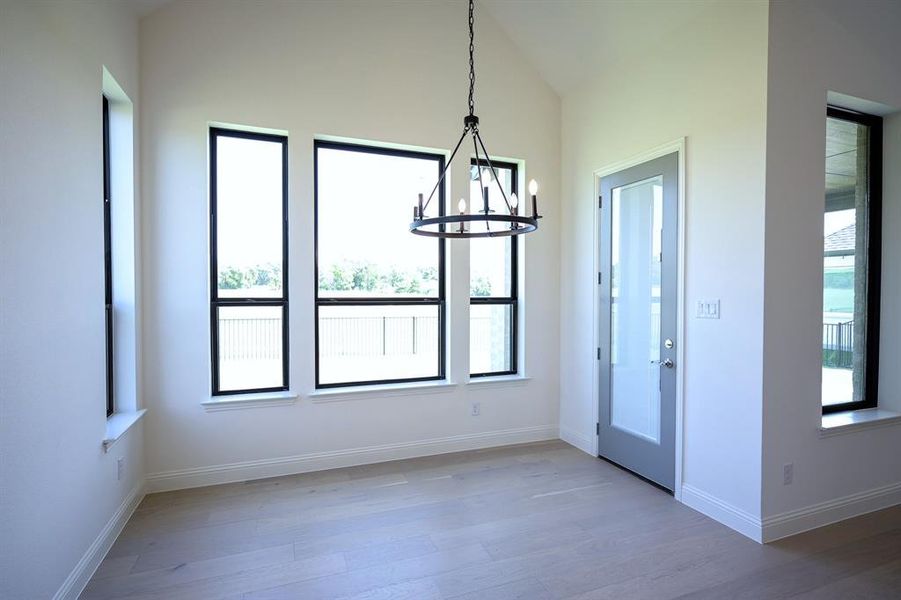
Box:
left=681, top=484, right=763, bottom=543
left=761, top=481, right=901, bottom=542
left=53, top=481, right=145, bottom=600
left=559, top=424, right=594, bottom=456
left=146, top=425, right=559, bottom=493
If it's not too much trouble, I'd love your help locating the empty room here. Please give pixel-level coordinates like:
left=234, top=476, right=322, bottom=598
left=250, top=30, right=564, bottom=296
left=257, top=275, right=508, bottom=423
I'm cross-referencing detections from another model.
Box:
left=2, top=0, right=901, bottom=598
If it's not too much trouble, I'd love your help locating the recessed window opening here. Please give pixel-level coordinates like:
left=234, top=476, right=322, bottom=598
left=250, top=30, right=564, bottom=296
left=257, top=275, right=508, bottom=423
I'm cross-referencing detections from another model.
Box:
left=822, top=106, right=882, bottom=414
left=102, top=95, right=114, bottom=417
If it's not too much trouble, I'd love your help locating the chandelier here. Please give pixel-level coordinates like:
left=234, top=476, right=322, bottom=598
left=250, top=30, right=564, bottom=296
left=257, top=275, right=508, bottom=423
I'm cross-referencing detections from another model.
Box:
left=410, top=0, right=541, bottom=238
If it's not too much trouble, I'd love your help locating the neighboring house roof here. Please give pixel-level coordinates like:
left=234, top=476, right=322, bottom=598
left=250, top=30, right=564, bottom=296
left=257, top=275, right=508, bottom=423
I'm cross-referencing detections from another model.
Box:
left=825, top=223, right=855, bottom=255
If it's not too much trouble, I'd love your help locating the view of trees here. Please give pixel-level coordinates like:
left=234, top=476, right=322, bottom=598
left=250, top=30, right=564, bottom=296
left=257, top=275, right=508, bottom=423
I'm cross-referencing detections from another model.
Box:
left=221, top=261, right=496, bottom=296
left=470, top=276, right=492, bottom=297
left=219, top=263, right=282, bottom=291
left=319, top=262, right=438, bottom=295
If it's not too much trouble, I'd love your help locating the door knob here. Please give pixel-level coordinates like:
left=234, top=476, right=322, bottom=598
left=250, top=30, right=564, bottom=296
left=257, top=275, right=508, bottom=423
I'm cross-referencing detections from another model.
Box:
left=662, top=358, right=674, bottom=368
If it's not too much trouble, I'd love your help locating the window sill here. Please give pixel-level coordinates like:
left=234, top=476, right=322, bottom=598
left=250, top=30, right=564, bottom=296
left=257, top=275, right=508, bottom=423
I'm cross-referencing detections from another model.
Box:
left=103, top=409, right=147, bottom=452
left=467, top=375, right=531, bottom=389
left=820, top=408, right=901, bottom=438
left=201, top=391, right=299, bottom=412
left=309, top=380, right=457, bottom=403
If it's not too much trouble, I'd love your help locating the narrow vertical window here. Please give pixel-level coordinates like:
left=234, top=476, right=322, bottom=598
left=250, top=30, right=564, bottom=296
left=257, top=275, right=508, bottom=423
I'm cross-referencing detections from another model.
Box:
left=210, top=128, right=289, bottom=395
left=103, top=96, right=114, bottom=416
left=469, top=159, right=518, bottom=376
left=314, top=141, right=446, bottom=388
left=822, top=107, right=882, bottom=413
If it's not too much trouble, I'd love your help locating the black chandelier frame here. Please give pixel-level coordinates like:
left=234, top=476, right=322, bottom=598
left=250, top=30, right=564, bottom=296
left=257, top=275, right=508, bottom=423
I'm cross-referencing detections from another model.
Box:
left=409, top=0, right=540, bottom=239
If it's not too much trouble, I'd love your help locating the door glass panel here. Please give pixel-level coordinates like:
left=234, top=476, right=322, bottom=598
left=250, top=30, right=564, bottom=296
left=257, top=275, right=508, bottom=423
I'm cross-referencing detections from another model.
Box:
left=610, top=176, right=663, bottom=443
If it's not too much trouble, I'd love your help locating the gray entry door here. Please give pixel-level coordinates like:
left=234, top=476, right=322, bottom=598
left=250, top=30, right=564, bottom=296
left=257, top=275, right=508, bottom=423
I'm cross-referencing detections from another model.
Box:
left=598, top=152, right=678, bottom=491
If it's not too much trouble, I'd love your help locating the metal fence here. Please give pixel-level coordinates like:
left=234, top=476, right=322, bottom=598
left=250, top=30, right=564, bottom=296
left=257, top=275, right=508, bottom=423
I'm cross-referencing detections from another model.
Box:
left=823, top=320, right=854, bottom=369
left=319, top=316, right=439, bottom=357
left=218, top=315, right=450, bottom=360
left=219, top=317, right=282, bottom=360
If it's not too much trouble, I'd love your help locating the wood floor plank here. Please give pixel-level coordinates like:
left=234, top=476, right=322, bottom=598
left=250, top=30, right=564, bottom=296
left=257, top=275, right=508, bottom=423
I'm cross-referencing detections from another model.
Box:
left=786, top=557, right=901, bottom=599
left=672, top=528, right=901, bottom=600
left=448, top=577, right=553, bottom=600
left=342, top=535, right=439, bottom=571
left=111, top=552, right=347, bottom=600
left=89, top=554, right=139, bottom=581
left=242, top=543, right=491, bottom=600
left=81, top=543, right=295, bottom=599
left=86, top=442, right=901, bottom=600
left=332, top=578, right=444, bottom=600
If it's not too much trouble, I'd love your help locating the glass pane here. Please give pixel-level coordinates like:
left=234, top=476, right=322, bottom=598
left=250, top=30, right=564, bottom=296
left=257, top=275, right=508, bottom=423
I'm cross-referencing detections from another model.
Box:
left=317, top=147, right=441, bottom=298
left=469, top=163, right=514, bottom=296
left=470, top=304, right=513, bottom=374
left=217, top=305, right=284, bottom=391
left=610, top=176, right=663, bottom=443
left=215, top=135, right=284, bottom=298
left=318, top=304, right=440, bottom=385
left=823, top=116, right=869, bottom=407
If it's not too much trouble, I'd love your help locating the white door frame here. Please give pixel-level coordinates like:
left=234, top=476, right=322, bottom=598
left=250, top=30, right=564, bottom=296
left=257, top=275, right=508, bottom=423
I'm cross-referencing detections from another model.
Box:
left=592, top=138, right=686, bottom=501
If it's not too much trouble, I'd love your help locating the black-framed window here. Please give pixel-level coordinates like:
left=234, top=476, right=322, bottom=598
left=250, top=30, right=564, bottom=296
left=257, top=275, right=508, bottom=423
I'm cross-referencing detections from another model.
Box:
left=470, top=158, right=518, bottom=377
left=103, top=95, right=114, bottom=416
left=314, top=140, right=446, bottom=388
left=210, top=128, right=289, bottom=395
left=822, top=106, right=882, bottom=414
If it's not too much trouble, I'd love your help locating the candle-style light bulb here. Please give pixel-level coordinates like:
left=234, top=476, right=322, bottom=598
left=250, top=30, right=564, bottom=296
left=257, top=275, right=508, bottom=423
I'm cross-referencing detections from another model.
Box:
left=458, top=198, right=466, bottom=214
left=481, top=167, right=493, bottom=185
left=528, top=179, right=539, bottom=219
left=510, top=193, right=519, bottom=211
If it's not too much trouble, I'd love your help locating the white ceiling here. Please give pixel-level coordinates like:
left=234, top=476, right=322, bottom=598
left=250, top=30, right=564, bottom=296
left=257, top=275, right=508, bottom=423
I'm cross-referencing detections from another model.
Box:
left=480, top=0, right=712, bottom=95
left=122, top=0, right=711, bottom=96
left=122, top=0, right=173, bottom=17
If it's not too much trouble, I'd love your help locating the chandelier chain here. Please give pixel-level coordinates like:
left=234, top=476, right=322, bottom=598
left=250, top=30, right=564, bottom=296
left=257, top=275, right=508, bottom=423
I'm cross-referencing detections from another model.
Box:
left=410, top=0, right=540, bottom=238
left=468, top=0, right=475, bottom=116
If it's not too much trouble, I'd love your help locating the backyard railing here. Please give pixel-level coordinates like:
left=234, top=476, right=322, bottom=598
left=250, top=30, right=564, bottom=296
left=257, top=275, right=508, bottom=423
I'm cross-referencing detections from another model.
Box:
left=219, top=317, right=282, bottom=360
left=823, top=320, right=854, bottom=369
left=220, top=315, right=497, bottom=360
left=318, top=316, right=440, bottom=357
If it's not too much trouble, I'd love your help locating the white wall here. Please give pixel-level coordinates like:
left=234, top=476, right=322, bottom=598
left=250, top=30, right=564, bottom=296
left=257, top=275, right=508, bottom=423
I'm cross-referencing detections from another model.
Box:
left=761, top=0, right=901, bottom=532
left=559, top=1, right=769, bottom=531
left=139, top=0, right=561, bottom=489
left=0, top=1, right=144, bottom=598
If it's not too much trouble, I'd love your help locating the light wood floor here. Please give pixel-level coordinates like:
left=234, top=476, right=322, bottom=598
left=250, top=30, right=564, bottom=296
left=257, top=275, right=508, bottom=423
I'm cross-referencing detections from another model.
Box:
left=83, top=441, right=901, bottom=599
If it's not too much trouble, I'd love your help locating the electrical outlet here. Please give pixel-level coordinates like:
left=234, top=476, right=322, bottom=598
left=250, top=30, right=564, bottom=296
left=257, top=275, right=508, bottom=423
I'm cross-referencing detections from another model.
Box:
left=696, top=299, right=720, bottom=319
left=783, top=462, right=793, bottom=485
left=471, top=402, right=481, bottom=416
left=117, top=457, right=124, bottom=481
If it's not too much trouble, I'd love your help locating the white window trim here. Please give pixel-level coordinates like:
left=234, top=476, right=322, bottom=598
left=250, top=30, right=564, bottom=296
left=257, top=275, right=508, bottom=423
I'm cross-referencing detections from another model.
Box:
left=202, top=391, right=299, bottom=412
left=309, top=380, right=457, bottom=403
left=466, top=375, right=531, bottom=390
left=820, top=408, right=901, bottom=437
left=103, top=409, right=147, bottom=451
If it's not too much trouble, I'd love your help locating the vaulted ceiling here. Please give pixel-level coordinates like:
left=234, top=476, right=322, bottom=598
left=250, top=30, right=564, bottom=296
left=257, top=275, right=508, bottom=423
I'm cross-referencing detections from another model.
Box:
left=480, top=0, right=713, bottom=95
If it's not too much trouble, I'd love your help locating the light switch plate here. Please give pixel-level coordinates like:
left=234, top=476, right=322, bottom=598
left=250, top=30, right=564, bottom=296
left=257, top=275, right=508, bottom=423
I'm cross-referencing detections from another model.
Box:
left=696, top=299, right=720, bottom=319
